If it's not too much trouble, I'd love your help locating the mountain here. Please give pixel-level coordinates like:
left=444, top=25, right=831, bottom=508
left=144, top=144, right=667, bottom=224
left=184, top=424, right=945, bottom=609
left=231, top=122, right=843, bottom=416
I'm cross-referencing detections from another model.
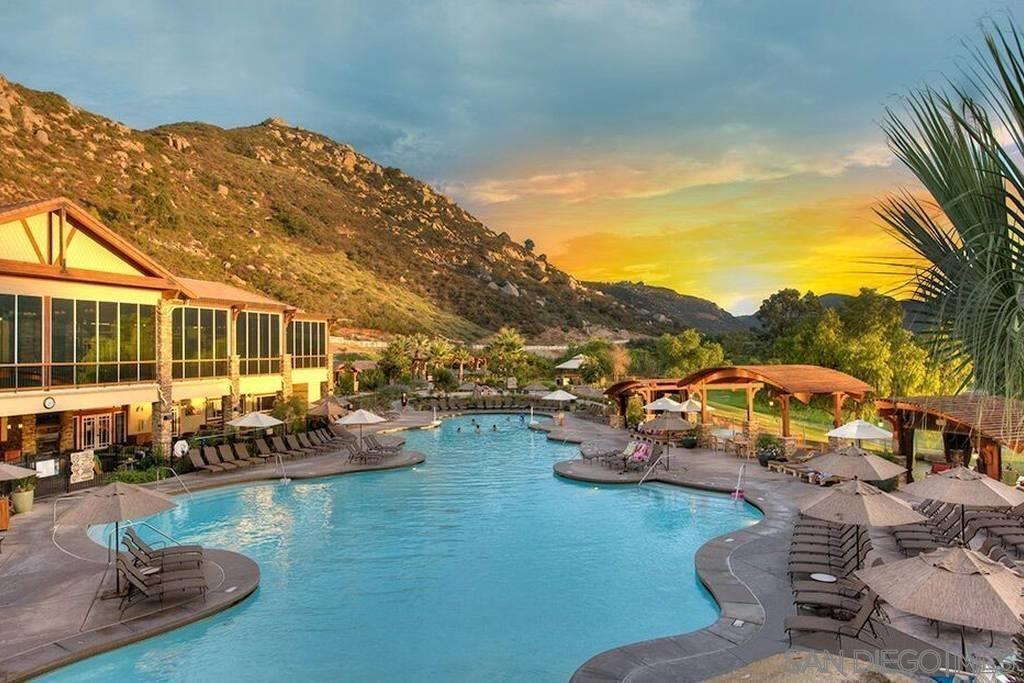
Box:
left=0, top=75, right=718, bottom=341
left=586, top=281, right=754, bottom=334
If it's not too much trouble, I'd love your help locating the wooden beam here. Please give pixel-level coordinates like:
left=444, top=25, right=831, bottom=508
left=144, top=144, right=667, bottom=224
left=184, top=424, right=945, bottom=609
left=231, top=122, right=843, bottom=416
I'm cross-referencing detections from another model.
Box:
left=745, top=385, right=754, bottom=422
left=0, top=258, right=179, bottom=291
left=779, top=394, right=791, bottom=437
left=831, top=392, right=846, bottom=428
left=700, top=387, right=708, bottom=423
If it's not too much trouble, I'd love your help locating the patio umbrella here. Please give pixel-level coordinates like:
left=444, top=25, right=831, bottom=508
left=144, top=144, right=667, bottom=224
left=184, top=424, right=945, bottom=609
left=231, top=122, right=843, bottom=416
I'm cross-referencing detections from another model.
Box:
left=640, top=414, right=694, bottom=433
left=0, top=462, right=38, bottom=481
left=801, top=446, right=906, bottom=482
left=904, top=465, right=1024, bottom=543
left=307, top=396, right=352, bottom=420
left=856, top=547, right=1024, bottom=664
left=643, top=396, right=682, bottom=412
left=59, top=482, right=177, bottom=593
left=827, top=419, right=893, bottom=448
left=227, top=411, right=284, bottom=429
left=542, top=390, right=577, bottom=403
left=799, top=480, right=926, bottom=568
left=336, top=409, right=386, bottom=449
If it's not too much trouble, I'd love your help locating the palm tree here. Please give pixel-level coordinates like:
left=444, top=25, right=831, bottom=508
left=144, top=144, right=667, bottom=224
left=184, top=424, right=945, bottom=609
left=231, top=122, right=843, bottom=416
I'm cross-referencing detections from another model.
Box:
left=450, top=345, right=475, bottom=382
left=879, top=18, right=1024, bottom=399
left=484, top=326, right=526, bottom=380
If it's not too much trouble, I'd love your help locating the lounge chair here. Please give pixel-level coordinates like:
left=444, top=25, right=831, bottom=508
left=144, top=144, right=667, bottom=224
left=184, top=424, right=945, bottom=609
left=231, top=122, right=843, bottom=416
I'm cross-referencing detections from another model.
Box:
left=188, top=448, right=226, bottom=474
left=255, top=437, right=288, bottom=461
left=294, top=433, right=322, bottom=453
left=365, top=434, right=401, bottom=454
left=274, top=435, right=305, bottom=458
left=217, top=444, right=252, bottom=468
left=125, top=528, right=203, bottom=559
left=785, top=591, right=879, bottom=645
left=285, top=435, right=316, bottom=456
left=123, top=533, right=203, bottom=571
left=118, top=560, right=207, bottom=613
left=233, top=442, right=267, bottom=464
left=202, top=446, right=238, bottom=470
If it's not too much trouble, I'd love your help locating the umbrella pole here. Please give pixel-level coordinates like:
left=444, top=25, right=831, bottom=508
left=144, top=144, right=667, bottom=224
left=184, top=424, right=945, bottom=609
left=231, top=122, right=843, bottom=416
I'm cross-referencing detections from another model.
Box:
left=114, top=521, right=120, bottom=594
left=960, top=504, right=966, bottom=546
left=960, top=625, right=967, bottom=673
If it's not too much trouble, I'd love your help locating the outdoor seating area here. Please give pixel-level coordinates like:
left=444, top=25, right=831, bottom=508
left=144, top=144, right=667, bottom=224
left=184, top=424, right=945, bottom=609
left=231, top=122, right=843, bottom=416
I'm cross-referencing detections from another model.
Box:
left=412, top=394, right=611, bottom=419
left=579, top=439, right=665, bottom=473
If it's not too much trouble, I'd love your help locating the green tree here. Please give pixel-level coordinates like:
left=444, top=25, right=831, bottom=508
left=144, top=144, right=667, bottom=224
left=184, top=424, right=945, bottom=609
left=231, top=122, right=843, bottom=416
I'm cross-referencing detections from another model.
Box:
left=433, top=367, right=458, bottom=394
left=449, top=345, right=475, bottom=382
left=878, top=18, right=1019, bottom=397
left=625, top=395, right=645, bottom=429
left=271, top=394, right=308, bottom=432
left=628, top=348, right=659, bottom=377
left=524, top=238, right=535, bottom=252
left=484, top=326, right=526, bottom=380
left=565, top=339, right=614, bottom=385
left=654, top=329, right=725, bottom=377
left=756, top=289, right=822, bottom=343
left=378, top=336, right=412, bottom=382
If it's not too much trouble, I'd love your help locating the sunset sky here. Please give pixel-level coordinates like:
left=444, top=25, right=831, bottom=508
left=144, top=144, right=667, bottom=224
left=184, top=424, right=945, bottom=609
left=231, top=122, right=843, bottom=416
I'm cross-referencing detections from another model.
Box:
left=0, top=1, right=1010, bottom=313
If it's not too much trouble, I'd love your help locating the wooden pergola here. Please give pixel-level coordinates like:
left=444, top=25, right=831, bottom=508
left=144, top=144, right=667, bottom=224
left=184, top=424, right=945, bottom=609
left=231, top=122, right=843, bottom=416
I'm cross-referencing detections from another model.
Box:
left=876, top=395, right=1024, bottom=482
left=605, top=365, right=874, bottom=437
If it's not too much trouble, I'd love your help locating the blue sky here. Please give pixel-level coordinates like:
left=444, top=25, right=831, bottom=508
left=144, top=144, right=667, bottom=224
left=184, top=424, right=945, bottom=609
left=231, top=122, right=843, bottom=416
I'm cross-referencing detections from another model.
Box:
left=0, top=1, right=1013, bottom=312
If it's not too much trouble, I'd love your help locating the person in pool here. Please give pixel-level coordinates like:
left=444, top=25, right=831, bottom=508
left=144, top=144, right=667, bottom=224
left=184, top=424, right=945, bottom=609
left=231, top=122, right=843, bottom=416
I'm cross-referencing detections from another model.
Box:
left=475, top=424, right=481, bottom=434
left=491, top=424, right=497, bottom=431
left=456, top=426, right=462, bottom=433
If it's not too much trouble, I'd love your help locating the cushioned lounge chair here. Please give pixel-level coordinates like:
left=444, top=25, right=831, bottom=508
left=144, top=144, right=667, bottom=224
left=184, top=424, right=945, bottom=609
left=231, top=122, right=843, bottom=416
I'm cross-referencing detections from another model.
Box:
left=785, top=590, right=878, bottom=645
left=232, top=442, right=266, bottom=464
left=217, top=444, right=252, bottom=468
left=273, top=435, right=305, bottom=458
left=202, top=446, right=238, bottom=470
left=118, top=560, right=207, bottom=613
left=189, top=448, right=225, bottom=473
left=286, top=434, right=316, bottom=456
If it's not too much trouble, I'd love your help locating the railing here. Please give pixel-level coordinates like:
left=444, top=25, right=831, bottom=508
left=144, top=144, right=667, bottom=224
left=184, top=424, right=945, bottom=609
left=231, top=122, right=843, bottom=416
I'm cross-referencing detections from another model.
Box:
left=155, top=466, right=193, bottom=500
left=0, top=361, right=157, bottom=392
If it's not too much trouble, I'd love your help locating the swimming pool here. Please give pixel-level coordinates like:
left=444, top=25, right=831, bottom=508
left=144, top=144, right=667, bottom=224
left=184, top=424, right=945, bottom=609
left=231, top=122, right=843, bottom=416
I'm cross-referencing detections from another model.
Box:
left=44, top=415, right=761, bottom=681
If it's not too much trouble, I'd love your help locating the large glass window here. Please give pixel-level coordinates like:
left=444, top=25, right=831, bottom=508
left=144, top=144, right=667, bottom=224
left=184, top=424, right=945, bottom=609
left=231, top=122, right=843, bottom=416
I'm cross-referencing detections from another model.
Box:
left=170, top=306, right=229, bottom=379
left=237, top=311, right=282, bottom=375
left=287, top=319, right=327, bottom=369
left=0, top=294, right=43, bottom=389
left=51, top=299, right=75, bottom=385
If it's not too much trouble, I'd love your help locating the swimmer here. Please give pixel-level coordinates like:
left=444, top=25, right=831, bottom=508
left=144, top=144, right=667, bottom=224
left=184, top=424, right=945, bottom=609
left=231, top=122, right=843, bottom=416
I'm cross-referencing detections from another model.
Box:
left=491, top=424, right=497, bottom=431
left=475, top=424, right=481, bottom=433
left=456, top=426, right=462, bottom=433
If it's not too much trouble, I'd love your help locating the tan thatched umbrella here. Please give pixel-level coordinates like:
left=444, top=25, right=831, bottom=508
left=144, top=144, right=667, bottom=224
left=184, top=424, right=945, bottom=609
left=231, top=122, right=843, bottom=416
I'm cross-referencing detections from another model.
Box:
left=307, top=395, right=352, bottom=420
left=904, top=466, right=1024, bottom=508
left=800, top=480, right=926, bottom=569
left=904, top=466, right=1024, bottom=543
left=59, top=482, right=177, bottom=593
left=856, top=547, right=1024, bottom=663
left=640, top=414, right=694, bottom=434
left=801, top=446, right=906, bottom=482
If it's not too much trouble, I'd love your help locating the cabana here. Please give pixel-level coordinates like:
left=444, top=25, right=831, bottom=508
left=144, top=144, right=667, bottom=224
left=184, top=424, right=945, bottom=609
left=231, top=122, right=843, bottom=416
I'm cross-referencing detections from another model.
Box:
left=876, top=395, right=1024, bottom=482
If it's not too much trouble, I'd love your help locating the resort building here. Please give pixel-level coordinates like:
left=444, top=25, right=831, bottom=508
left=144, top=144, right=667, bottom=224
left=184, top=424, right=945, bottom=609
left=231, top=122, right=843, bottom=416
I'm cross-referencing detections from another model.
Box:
left=0, top=197, right=331, bottom=469
left=553, top=354, right=586, bottom=386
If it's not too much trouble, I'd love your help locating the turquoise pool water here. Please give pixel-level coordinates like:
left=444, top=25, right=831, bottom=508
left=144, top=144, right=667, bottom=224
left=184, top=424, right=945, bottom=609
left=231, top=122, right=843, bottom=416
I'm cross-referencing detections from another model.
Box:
left=45, top=415, right=761, bottom=682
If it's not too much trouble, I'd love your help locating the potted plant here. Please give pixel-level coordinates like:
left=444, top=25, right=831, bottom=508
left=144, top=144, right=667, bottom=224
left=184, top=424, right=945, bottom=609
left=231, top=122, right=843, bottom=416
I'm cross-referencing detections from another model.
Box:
left=12, top=476, right=35, bottom=514
left=755, top=434, right=782, bottom=468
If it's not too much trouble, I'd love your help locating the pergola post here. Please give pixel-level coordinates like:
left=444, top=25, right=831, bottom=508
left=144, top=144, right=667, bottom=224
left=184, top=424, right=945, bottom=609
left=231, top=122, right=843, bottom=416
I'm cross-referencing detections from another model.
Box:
left=978, top=437, right=1002, bottom=481
left=700, top=386, right=708, bottom=423
left=745, top=386, right=754, bottom=422
left=831, top=392, right=846, bottom=428
left=778, top=394, right=791, bottom=438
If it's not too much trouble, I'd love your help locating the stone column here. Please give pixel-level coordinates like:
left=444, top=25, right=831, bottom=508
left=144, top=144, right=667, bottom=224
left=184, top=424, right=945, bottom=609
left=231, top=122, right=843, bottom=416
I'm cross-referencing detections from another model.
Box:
left=151, top=299, right=175, bottom=458
left=281, top=353, right=293, bottom=400
left=742, top=420, right=756, bottom=457
left=58, top=411, right=74, bottom=452
left=828, top=436, right=843, bottom=450
left=696, top=423, right=713, bottom=449
left=780, top=436, right=798, bottom=458
left=20, top=415, right=37, bottom=457
left=229, top=356, right=241, bottom=413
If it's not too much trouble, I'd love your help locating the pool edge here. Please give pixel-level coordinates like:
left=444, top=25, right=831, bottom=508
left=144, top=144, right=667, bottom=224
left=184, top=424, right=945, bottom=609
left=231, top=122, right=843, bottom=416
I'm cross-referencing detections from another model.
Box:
left=553, top=457, right=797, bottom=682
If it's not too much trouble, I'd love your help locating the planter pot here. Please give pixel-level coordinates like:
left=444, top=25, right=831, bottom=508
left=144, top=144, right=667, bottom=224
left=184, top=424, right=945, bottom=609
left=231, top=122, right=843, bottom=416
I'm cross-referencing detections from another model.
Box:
left=11, top=489, right=33, bottom=514
left=681, top=437, right=698, bottom=449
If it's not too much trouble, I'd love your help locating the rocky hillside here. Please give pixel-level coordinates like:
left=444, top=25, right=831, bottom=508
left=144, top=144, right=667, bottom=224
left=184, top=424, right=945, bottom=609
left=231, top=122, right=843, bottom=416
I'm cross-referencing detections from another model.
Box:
left=587, top=281, right=752, bottom=334
left=0, top=76, right=729, bottom=340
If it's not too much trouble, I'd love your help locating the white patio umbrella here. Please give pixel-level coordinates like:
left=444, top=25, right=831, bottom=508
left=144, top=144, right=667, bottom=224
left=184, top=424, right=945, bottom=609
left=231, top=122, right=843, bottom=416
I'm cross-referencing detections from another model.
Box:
left=227, top=412, right=284, bottom=429
left=678, top=398, right=704, bottom=413
left=826, top=419, right=892, bottom=448
left=0, top=462, right=38, bottom=482
left=336, top=409, right=386, bottom=448
left=542, top=390, right=577, bottom=403
left=643, top=396, right=682, bottom=412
